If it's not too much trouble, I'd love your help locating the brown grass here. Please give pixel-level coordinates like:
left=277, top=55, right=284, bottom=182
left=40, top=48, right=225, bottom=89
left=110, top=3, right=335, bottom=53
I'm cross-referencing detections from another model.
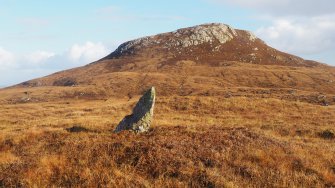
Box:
left=0, top=92, right=334, bottom=187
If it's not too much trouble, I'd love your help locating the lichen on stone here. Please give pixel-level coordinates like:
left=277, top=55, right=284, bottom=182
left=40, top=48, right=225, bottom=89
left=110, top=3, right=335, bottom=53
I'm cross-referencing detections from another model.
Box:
left=114, top=87, right=156, bottom=133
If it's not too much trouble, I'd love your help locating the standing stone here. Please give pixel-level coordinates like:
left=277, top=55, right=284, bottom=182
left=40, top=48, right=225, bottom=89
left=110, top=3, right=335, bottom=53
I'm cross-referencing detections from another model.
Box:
left=114, top=87, right=156, bottom=133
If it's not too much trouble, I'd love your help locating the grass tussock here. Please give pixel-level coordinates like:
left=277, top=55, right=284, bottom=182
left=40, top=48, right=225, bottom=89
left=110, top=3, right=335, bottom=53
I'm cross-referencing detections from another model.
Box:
left=65, top=125, right=90, bottom=133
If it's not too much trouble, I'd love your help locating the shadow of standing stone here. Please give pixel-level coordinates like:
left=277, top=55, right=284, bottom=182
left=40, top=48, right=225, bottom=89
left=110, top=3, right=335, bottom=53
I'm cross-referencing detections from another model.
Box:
left=65, top=125, right=89, bottom=133
left=114, top=87, right=156, bottom=133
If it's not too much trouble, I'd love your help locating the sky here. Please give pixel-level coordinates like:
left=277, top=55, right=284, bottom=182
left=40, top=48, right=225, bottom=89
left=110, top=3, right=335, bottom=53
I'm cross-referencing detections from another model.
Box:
left=0, top=0, right=334, bottom=87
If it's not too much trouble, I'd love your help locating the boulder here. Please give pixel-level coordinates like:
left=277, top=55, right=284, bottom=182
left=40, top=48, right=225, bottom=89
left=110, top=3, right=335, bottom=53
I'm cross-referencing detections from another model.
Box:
left=114, top=87, right=156, bottom=133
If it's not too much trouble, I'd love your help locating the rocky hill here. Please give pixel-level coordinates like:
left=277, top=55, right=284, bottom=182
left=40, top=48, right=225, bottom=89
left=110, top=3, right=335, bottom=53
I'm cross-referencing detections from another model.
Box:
left=103, top=23, right=318, bottom=67
left=7, top=23, right=334, bottom=106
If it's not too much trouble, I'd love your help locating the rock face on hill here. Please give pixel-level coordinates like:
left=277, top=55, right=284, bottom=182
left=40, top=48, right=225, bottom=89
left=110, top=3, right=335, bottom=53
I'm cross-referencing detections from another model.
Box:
left=108, top=23, right=242, bottom=56
left=114, top=87, right=156, bottom=133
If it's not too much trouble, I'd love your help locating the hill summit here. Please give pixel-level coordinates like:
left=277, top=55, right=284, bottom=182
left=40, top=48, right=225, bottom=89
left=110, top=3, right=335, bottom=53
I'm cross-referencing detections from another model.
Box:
left=106, top=23, right=255, bottom=57
left=103, top=23, right=318, bottom=67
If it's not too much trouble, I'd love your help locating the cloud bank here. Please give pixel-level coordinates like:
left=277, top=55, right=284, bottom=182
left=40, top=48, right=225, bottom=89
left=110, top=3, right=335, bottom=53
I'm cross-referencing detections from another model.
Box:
left=68, top=42, right=109, bottom=63
left=212, top=0, right=335, bottom=64
left=256, top=15, right=335, bottom=55
left=213, top=0, right=335, bottom=16
left=0, top=42, right=110, bottom=87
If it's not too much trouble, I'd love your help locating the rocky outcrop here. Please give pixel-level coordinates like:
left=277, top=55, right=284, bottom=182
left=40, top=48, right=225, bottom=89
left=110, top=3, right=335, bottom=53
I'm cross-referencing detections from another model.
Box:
left=166, top=23, right=238, bottom=48
left=114, top=87, right=156, bottom=133
left=53, top=77, right=77, bottom=86
left=105, top=23, right=259, bottom=58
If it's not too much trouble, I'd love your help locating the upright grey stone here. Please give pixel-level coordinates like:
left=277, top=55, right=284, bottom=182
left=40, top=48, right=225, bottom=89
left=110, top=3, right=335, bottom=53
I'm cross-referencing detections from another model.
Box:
left=114, top=87, right=156, bottom=133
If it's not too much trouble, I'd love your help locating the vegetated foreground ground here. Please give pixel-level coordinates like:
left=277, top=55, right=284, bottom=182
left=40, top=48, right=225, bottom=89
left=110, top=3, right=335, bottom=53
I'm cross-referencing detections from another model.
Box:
left=0, top=88, right=334, bottom=188
left=2, top=23, right=335, bottom=187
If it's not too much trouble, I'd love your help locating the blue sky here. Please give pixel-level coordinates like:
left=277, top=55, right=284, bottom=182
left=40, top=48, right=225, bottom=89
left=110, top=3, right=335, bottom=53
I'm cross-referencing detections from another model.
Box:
left=0, top=0, right=335, bottom=87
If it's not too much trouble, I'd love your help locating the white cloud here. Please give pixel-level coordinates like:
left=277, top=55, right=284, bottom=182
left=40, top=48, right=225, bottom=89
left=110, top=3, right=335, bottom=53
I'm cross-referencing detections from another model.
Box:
left=210, top=0, right=335, bottom=64
left=68, top=41, right=109, bottom=63
left=0, top=47, right=16, bottom=70
left=211, top=0, right=335, bottom=16
left=0, top=42, right=111, bottom=86
left=26, top=50, right=55, bottom=64
left=256, top=15, right=335, bottom=55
